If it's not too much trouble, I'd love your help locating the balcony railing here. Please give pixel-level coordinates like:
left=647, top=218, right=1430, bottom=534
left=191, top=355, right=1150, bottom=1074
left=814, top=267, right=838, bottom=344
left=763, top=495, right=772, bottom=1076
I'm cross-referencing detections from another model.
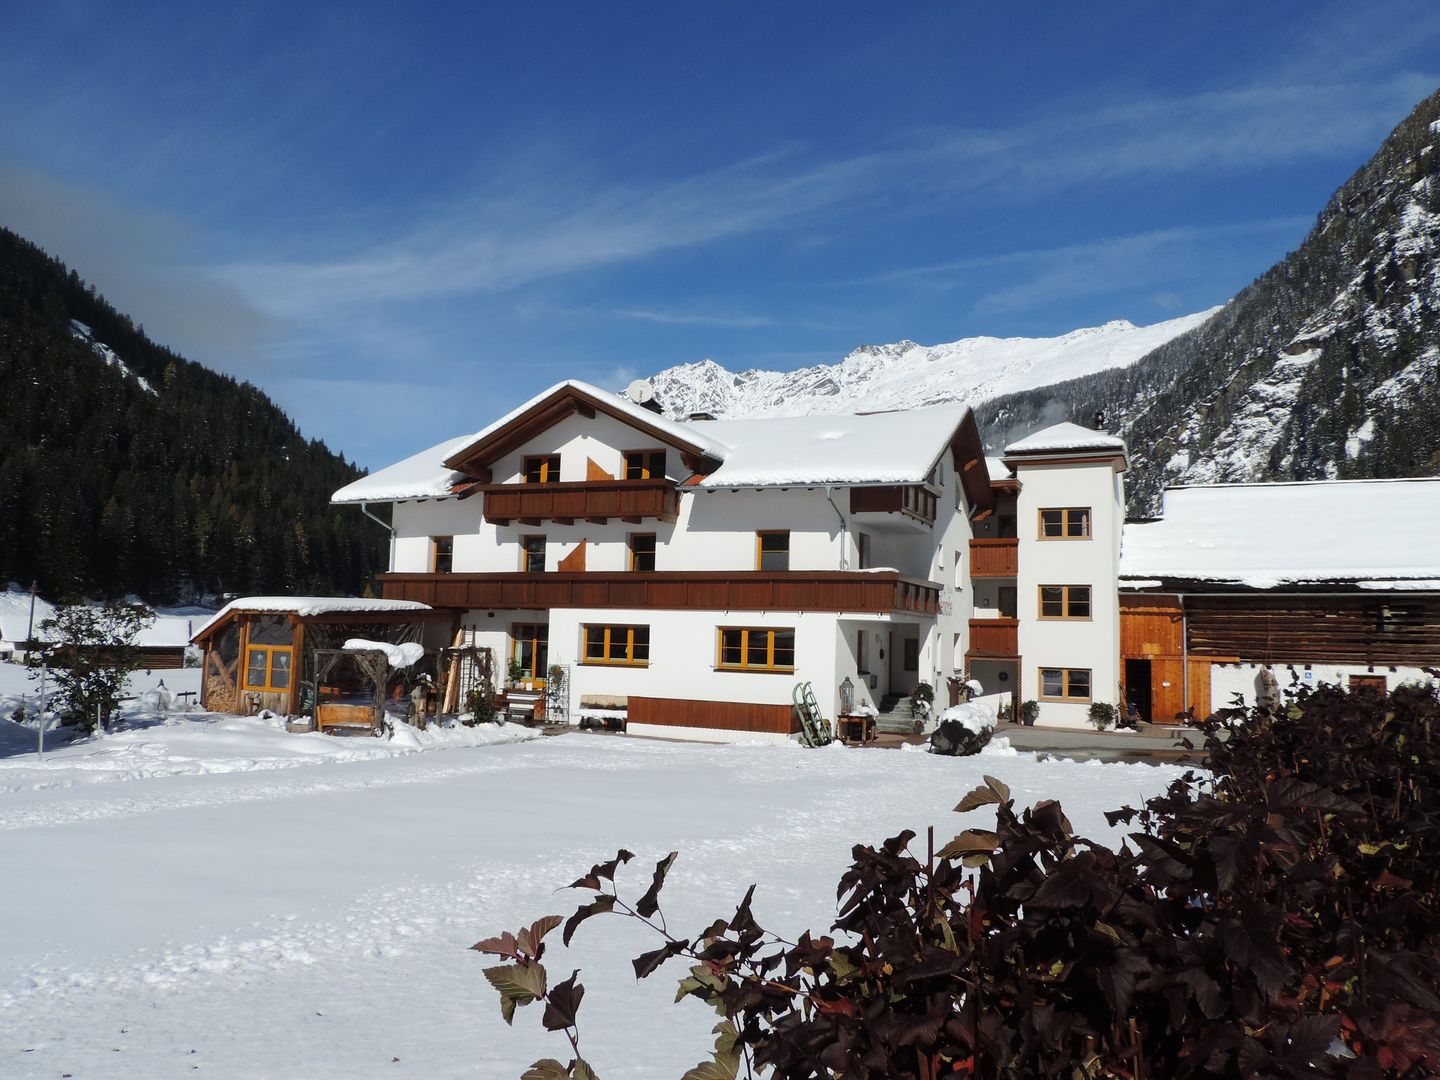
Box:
left=478, top=479, right=679, bottom=526
left=378, top=570, right=941, bottom=616
left=849, top=485, right=938, bottom=526
left=969, top=538, right=1018, bottom=577
left=967, top=617, right=1019, bottom=658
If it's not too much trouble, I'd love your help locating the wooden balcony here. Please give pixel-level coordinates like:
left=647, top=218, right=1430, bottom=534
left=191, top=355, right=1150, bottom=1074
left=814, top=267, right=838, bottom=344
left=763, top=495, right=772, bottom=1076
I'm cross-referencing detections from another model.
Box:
left=478, top=479, right=679, bottom=526
left=967, top=617, right=1019, bottom=658
left=969, top=537, right=1018, bottom=577
left=378, top=570, right=941, bottom=616
left=849, top=485, right=938, bottom=526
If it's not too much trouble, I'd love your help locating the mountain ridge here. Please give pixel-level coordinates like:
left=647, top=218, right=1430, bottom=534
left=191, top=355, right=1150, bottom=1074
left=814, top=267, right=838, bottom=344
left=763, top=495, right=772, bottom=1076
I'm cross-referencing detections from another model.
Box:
left=649, top=308, right=1219, bottom=420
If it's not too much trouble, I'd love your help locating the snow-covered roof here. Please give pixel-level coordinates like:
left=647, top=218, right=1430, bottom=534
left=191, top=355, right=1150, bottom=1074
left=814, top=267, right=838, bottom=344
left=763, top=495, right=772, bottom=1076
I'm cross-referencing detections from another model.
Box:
left=1, top=592, right=194, bottom=649
left=1004, top=421, right=1126, bottom=456
left=135, top=616, right=194, bottom=649
left=1120, top=478, right=1440, bottom=589
left=686, top=404, right=971, bottom=488
left=985, top=456, right=1013, bottom=483
left=333, top=383, right=975, bottom=502
left=193, top=597, right=432, bottom=641
left=333, top=380, right=731, bottom=506
left=0, top=591, right=56, bottom=644
left=332, top=432, right=477, bottom=505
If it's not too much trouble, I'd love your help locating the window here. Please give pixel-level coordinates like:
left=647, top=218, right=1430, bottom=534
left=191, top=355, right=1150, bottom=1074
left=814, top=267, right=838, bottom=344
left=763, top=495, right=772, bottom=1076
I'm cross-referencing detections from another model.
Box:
left=628, top=532, right=657, bottom=572
left=998, top=586, right=1018, bottom=619
left=243, top=645, right=293, bottom=692
left=998, top=514, right=1017, bottom=538
left=1039, top=667, right=1091, bottom=702
left=1038, top=584, right=1091, bottom=620
left=523, top=455, right=561, bottom=484
left=1039, top=507, right=1091, bottom=539
left=431, top=536, right=454, bottom=574
left=756, top=530, right=790, bottom=571
left=856, top=531, right=871, bottom=570
left=903, top=638, right=919, bottom=672
left=582, top=624, right=650, bottom=666
left=511, top=623, right=549, bottom=680
left=717, top=627, right=796, bottom=672
left=521, top=535, right=546, bottom=572
left=623, top=449, right=666, bottom=480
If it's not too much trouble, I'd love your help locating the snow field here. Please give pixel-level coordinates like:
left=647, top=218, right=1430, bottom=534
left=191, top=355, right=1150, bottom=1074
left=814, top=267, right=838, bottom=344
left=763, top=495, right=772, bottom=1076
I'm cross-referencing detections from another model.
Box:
left=0, top=724, right=1193, bottom=1079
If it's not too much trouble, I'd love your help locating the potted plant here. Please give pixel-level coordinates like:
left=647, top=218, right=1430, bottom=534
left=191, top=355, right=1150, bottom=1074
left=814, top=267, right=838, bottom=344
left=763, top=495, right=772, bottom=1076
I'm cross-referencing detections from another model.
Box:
left=1088, top=701, right=1117, bottom=731
left=507, top=658, right=525, bottom=687
left=908, top=681, right=936, bottom=733
left=1019, top=699, right=1039, bottom=726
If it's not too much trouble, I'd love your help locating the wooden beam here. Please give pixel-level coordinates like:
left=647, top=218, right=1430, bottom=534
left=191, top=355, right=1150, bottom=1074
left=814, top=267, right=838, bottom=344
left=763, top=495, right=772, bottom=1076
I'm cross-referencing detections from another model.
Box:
left=585, top=516, right=608, bottom=525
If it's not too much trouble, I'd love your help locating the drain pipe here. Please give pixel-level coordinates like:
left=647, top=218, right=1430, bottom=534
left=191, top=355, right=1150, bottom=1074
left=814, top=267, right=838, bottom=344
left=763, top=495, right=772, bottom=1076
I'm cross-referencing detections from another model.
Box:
left=359, top=502, right=396, bottom=570
left=824, top=486, right=850, bottom=570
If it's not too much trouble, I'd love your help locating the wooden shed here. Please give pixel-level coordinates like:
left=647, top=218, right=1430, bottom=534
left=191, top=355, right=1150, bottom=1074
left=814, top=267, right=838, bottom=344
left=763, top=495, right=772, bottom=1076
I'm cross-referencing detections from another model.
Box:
left=191, top=597, right=448, bottom=716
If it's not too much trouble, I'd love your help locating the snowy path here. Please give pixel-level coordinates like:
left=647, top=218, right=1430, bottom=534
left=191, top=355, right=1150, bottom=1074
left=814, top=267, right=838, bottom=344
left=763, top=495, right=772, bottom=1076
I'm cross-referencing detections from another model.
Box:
left=0, top=734, right=1192, bottom=1079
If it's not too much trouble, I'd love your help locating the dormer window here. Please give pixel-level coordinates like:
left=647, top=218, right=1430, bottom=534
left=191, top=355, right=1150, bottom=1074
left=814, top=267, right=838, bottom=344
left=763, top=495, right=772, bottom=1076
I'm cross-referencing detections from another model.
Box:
left=524, top=455, right=561, bottom=484
left=623, top=449, right=666, bottom=480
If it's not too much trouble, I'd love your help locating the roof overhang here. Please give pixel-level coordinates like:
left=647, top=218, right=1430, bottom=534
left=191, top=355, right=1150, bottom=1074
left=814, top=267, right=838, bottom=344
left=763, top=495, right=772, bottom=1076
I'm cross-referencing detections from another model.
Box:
left=1002, top=447, right=1127, bottom=472
left=945, top=410, right=995, bottom=518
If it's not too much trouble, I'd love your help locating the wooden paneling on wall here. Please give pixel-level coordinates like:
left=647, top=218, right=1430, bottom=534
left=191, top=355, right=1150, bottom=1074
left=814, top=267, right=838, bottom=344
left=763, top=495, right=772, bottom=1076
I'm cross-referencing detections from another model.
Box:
left=1186, top=595, right=1440, bottom=666
left=628, top=696, right=799, bottom=734
left=380, top=570, right=941, bottom=615
left=969, top=539, right=1019, bottom=578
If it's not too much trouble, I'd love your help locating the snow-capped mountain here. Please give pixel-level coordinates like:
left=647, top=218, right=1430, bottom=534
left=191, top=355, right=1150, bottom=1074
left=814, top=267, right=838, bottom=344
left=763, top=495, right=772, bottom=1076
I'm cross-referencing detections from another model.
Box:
left=980, top=88, right=1440, bottom=511
left=648, top=309, right=1217, bottom=420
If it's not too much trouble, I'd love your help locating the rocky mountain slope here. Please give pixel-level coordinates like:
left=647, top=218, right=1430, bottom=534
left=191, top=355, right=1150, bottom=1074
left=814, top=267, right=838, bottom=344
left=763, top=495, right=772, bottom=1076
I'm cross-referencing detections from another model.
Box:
left=649, top=310, right=1216, bottom=420
left=980, top=88, right=1440, bottom=511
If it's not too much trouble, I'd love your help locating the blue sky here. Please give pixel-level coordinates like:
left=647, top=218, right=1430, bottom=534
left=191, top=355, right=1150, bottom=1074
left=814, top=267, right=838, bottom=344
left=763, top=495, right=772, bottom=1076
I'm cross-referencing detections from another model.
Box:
left=2, top=1, right=1437, bottom=469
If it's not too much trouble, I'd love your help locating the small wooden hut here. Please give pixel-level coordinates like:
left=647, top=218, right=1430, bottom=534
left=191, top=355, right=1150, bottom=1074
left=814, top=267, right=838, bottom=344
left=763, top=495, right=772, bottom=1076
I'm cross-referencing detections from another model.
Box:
left=191, top=597, right=448, bottom=716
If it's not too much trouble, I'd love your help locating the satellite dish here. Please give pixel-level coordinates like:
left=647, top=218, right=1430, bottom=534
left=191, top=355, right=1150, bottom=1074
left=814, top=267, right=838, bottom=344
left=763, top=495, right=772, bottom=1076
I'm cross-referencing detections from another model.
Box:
left=625, top=380, right=656, bottom=405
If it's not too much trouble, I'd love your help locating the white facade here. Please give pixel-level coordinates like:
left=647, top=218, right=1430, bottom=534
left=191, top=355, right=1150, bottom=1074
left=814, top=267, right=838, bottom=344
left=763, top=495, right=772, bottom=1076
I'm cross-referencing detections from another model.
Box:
left=333, top=383, right=1440, bottom=739
left=1009, top=457, right=1125, bottom=727
left=339, top=381, right=986, bottom=741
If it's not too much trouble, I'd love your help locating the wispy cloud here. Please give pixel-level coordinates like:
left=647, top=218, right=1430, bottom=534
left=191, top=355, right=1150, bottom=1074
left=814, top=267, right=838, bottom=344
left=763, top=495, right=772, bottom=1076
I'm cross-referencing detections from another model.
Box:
left=219, top=68, right=1434, bottom=323
left=964, top=219, right=1312, bottom=316
left=611, top=308, right=778, bottom=328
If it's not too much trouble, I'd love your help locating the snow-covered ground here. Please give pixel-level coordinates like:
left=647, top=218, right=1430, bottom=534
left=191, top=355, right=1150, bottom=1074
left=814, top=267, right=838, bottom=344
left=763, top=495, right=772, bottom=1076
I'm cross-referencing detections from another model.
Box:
left=0, top=660, right=540, bottom=797
left=0, top=678, right=1192, bottom=1079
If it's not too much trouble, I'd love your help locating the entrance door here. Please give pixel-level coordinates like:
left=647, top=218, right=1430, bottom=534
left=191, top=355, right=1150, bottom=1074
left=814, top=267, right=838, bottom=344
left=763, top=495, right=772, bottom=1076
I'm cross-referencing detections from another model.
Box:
left=1124, top=659, right=1152, bottom=723
left=511, top=623, right=549, bottom=685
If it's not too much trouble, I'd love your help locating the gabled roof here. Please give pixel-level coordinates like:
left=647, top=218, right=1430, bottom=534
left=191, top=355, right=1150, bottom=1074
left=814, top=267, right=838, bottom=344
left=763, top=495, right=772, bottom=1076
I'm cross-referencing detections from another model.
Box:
left=688, top=403, right=973, bottom=489
left=442, top=380, right=728, bottom=477
left=1004, top=421, right=1126, bottom=457
left=332, top=381, right=729, bottom=505
left=1119, top=477, right=1440, bottom=590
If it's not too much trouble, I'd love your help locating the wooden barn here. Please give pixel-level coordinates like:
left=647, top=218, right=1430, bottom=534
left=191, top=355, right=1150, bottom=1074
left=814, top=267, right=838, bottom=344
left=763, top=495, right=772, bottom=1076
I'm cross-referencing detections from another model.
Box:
left=191, top=597, right=448, bottom=718
left=1118, top=478, right=1440, bottom=723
